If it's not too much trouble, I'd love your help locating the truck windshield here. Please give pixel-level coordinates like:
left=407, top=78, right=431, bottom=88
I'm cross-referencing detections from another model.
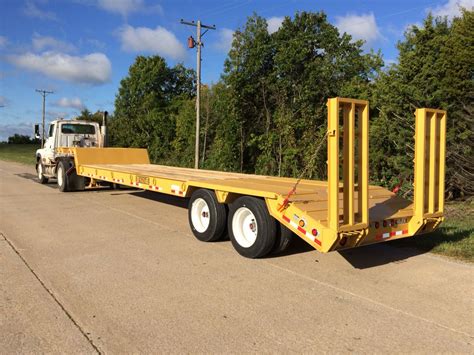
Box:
left=61, top=124, right=95, bottom=134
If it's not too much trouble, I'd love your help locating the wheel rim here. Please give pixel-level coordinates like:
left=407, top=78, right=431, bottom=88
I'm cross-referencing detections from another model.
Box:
left=191, top=198, right=210, bottom=233
left=232, top=207, right=258, bottom=248
left=37, top=164, right=43, bottom=179
left=57, top=166, right=64, bottom=187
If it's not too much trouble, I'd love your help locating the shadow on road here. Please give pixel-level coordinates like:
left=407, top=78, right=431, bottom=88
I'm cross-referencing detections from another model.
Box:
left=127, top=190, right=189, bottom=208
left=338, top=243, right=428, bottom=269
left=15, top=173, right=57, bottom=188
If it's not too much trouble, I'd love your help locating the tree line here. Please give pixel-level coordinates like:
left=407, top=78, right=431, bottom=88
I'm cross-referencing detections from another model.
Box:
left=105, top=10, right=472, bottom=199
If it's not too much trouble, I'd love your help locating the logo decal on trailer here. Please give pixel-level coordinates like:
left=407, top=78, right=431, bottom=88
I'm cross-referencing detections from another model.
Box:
left=137, top=176, right=149, bottom=185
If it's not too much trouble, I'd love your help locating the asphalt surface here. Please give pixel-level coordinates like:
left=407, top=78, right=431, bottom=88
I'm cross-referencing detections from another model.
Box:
left=0, top=160, right=473, bottom=353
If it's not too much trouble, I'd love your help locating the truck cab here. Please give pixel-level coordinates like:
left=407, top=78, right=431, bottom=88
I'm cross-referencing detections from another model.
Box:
left=35, top=119, right=104, bottom=184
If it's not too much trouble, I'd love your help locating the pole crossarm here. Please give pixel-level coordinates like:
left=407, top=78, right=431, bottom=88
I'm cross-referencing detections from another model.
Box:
left=180, top=19, right=216, bottom=30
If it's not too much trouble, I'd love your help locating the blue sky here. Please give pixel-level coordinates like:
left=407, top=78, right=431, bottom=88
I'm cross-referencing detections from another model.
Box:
left=0, top=0, right=471, bottom=141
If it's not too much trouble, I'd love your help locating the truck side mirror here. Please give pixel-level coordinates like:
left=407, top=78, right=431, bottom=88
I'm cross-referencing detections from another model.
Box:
left=34, top=124, right=40, bottom=139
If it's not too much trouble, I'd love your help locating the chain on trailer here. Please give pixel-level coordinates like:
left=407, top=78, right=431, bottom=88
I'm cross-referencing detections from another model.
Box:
left=278, top=130, right=330, bottom=212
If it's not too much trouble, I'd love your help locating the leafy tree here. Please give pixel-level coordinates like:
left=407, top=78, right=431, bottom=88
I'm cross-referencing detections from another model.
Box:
left=110, top=56, right=195, bottom=162
left=7, top=134, right=35, bottom=144
left=220, top=11, right=382, bottom=177
left=75, top=108, right=106, bottom=125
left=372, top=10, right=473, bottom=198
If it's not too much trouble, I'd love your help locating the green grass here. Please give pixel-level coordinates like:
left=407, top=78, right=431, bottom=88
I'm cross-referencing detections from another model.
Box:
left=392, top=201, right=474, bottom=262
left=0, top=143, right=39, bottom=165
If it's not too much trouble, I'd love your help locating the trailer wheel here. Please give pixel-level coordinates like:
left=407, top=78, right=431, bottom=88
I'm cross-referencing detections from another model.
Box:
left=272, top=223, right=293, bottom=254
left=228, top=196, right=276, bottom=258
left=57, top=160, right=69, bottom=192
left=188, top=189, right=227, bottom=242
left=36, top=162, right=49, bottom=184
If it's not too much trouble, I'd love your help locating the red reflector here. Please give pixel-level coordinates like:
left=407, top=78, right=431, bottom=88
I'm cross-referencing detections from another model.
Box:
left=312, top=228, right=318, bottom=236
left=383, top=220, right=388, bottom=227
left=375, top=222, right=380, bottom=229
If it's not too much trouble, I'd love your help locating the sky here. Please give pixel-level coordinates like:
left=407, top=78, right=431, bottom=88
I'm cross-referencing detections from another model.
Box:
left=0, top=0, right=472, bottom=141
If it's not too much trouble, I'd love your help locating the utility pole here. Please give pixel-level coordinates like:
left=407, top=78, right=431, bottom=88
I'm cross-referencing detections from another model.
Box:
left=180, top=19, right=216, bottom=169
left=35, top=89, right=53, bottom=148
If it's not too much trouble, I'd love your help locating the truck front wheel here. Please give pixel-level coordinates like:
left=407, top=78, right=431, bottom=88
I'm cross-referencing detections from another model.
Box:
left=228, top=196, right=277, bottom=258
left=37, top=162, right=49, bottom=184
left=57, top=160, right=69, bottom=192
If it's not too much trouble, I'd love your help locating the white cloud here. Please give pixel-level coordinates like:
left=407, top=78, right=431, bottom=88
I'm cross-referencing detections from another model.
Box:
left=430, top=0, right=473, bottom=19
left=9, top=52, right=111, bottom=85
left=0, top=122, right=35, bottom=142
left=118, top=25, right=186, bottom=60
left=267, top=17, right=284, bottom=34
left=97, top=0, right=162, bottom=17
left=0, top=96, right=9, bottom=107
left=335, top=12, right=382, bottom=46
left=54, top=97, right=85, bottom=110
left=23, top=0, right=58, bottom=21
left=32, top=33, right=76, bottom=53
left=214, top=28, right=234, bottom=53
left=0, top=36, right=7, bottom=48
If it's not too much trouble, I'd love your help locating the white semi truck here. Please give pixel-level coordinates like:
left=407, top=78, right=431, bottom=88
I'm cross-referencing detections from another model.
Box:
left=35, top=113, right=107, bottom=191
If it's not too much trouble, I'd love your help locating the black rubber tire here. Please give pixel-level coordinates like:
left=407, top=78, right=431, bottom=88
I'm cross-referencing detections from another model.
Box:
left=57, top=160, right=69, bottom=192
left=36, top=162, right=49, bottom=184
left=71, top=173, right=85, bottom=191
left=272, top=223, right=293, bottom=254
left=188, top=189, right=227, bottom=242
left=228, top=196, right=277, bottom=258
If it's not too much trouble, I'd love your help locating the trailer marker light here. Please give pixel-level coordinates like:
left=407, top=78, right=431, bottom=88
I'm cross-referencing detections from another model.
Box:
left=311, top=228, right=318, bottom=237
left=299, top=219, right=305, bottom=227
left=375, top=222, right=380, bottom=229
left=383, top=220, right=388, bottom=227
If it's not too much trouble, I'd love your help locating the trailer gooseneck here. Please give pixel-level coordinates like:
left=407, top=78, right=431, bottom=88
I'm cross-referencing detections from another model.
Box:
left=54, top=97, right=447, bottom=259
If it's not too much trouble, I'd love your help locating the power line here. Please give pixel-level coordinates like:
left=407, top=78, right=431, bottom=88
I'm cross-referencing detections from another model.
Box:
left=35, top=89, right=54, bottom=148
left=180, top=19, right=216, bottom=170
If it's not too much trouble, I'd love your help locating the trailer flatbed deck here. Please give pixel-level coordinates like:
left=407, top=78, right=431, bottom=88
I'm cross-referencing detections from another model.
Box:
left=59, top=98, right=447, bottom=258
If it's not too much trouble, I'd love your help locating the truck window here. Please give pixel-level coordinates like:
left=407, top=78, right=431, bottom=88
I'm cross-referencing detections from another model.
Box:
left=61, top=124, right=95, bottom=134
left=48, top=124, right=55, bottom=137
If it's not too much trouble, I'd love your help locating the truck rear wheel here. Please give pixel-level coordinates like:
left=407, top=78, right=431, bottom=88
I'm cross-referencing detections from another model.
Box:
left=37, top=162, right=49, bottom=184
left=188, top=189, right=227, bottom=242
left=57, top=160, right=69, bottom=192
left=228, top=196, right=276, bottom=258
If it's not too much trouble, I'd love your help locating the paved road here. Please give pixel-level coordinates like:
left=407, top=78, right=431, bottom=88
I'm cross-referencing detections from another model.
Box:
left=0, top=160, right=472, bottom=353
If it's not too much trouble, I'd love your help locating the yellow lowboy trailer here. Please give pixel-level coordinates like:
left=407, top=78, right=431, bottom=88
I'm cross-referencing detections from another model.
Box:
left=57, top=97, right=447, bottom=258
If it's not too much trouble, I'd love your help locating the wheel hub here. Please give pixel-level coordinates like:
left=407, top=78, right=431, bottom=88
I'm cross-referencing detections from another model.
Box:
left=232, top=207, right=258, bottom=248
left=191, top=198, right=210, bottom=233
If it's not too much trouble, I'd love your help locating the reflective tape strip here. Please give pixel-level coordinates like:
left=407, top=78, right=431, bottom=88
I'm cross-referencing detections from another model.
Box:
left=376, top=229, right=409, bottom=240
left=282, top=215, right=321, bottom=246
left=171, top=184, right=183, bottom=195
